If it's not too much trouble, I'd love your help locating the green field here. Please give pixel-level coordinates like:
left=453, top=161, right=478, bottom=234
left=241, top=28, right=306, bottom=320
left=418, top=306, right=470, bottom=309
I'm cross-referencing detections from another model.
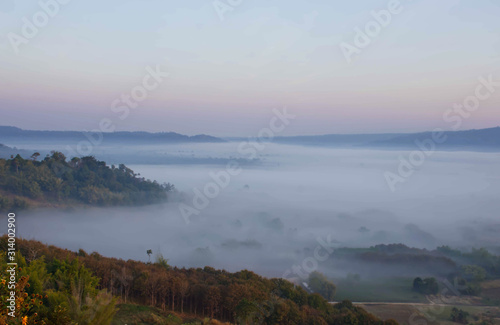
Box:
left=337, top=277, right=500, bottom=324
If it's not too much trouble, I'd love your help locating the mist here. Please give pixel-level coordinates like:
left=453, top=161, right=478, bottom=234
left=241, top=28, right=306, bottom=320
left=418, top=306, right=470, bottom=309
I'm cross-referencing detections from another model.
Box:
left=7, top=142, right=500, bottom=280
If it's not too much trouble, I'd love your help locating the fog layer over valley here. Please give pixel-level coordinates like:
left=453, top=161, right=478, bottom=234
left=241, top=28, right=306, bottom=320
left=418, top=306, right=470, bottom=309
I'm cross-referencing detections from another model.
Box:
left=8, top=143, right=500, bottom=279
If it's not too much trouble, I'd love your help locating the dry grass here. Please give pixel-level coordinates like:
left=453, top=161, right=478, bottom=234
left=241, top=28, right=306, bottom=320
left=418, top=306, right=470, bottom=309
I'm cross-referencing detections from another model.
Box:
left=482, top=280, right=500, bottom=301
left=357, top=302, right=500, bottom=325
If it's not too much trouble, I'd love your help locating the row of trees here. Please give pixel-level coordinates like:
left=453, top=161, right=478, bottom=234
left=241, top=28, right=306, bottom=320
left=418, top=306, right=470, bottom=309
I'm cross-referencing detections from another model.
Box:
left=0, top=152, right=173, bottom=211
left=334, top=244, right=500, bottom=283
left=308, top=271, right=337, bottom=301
left=3, top=237, right=399, bottom=324
left=437, top=246, right=500, bottom=278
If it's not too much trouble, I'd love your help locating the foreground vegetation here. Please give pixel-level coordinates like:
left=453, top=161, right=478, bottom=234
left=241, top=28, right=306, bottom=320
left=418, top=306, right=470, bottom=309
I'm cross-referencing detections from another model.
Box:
left=0, top=237, right=398, bottom=324
left=0, top=152, right=173, bottom=211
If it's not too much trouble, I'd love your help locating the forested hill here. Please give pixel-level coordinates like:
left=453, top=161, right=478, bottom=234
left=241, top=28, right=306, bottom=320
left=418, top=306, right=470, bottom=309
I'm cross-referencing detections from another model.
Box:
left=0, top=152, right=173, bottom=211
left=0, top=143, right=27, bottom=158
left=0, top=237, right=399, bottom=324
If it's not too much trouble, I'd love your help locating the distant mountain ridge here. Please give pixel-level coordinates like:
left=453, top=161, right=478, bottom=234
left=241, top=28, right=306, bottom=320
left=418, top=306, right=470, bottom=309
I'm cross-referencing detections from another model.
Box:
left=273, top=126, right=500, bottom=151
left=2, top=126, right=500, bottom=151
left=369, top=127, right=500, bottom=149
left=0, top=126, right=225, bottom=144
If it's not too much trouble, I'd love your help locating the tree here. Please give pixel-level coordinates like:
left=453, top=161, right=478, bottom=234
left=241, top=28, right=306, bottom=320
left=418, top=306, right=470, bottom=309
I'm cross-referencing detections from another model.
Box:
left=308, top=271, right=336, bottom=301
left=144, top=270, right=161, bottom=307
left=412, top=277, right=438, bottom=295
left=461, top=265, right=486, bottom=282
left=147, top=249, right=153, bottom=263
left=155, top=253, right=171, bottom=270
left=423, top=277, right=439, bottom=295
left=48, top=258, right=117, bottom=325
left=178, top=276, right=189, bottom=314
left=205, top=286, right=221, bottom=319
left=412, top=277, right=423, bottom=292
left=112, top=267, right=133, bottom=303
left=450, top=307, right=469, bottom=324
left=235, top=299, right=259, bottom=324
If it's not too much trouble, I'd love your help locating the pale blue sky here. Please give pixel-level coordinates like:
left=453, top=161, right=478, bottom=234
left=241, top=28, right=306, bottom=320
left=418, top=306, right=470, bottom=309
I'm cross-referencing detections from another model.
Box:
left=0, top=0, right=499, bottom=136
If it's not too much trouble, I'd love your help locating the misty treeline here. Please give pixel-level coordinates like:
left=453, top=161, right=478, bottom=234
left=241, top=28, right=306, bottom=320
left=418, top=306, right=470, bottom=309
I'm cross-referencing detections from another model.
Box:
left=0, top=152, right=173, bottom=211
left=335, top=244, right=500, bottom=296
left=2, top=237, right=399, bottom=325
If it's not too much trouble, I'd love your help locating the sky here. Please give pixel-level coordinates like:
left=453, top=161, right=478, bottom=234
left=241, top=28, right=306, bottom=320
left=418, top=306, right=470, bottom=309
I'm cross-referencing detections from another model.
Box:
left=0, top=0, right=499, bottom=136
